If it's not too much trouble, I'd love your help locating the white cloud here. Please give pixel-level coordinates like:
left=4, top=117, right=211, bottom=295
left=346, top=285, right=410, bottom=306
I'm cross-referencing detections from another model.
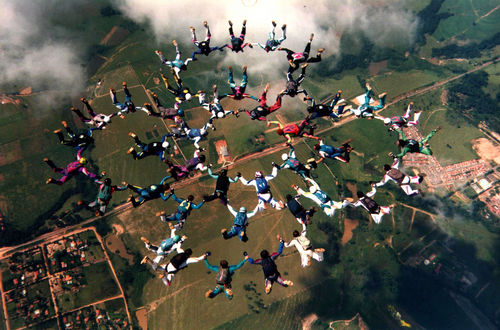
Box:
left=0, top=1, right=84, bottom=92
left=114, top=0, right=418, bottom=75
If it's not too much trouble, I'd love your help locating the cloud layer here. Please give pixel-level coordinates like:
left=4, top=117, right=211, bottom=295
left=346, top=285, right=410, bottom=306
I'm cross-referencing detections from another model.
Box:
left=0, top=1, right=84, bottom=93
left=114, top=0, right=419, bottom=73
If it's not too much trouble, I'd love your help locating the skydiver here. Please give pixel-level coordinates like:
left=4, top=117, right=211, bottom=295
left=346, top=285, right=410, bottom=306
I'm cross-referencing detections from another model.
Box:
left=375, top=156, right=424, bottom=196
left=292, top=178, right=343, bottom=217
left=126, top=132, right=170, bottom=162
left=278, top=33, right=324, bottom=73
left=222, top=20, right=252, bottom=53
left=253, top=21, right=287, bottom=52
left=221, top=204, right=259, bottom=242
left=155, top=40, right=193, bottom=80
left=281, top=225, right=325, bottom=268
left=343, top=185, right=395, bottom=224
left=244, top=83, right=282, bottom=121
left=204, top=256, right=247, bottom=300
left=110, top=82, right=152, bottom=117
left=391, top=126, right=441, bottom=158
left=190, top=21, right=225, bottom=60
left=375, top=102, right=422, bottom=131
left=239, top=166, right=284, bottom=211
left=44, top=149, right=104, bottom=185
left=246, top=238, right=293, bottom=294
left=348, top=83, right=386, bottom=119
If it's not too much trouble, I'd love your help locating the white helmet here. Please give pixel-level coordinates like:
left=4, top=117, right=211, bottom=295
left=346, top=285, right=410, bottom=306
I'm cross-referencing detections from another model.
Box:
left=185, top=93, right=192, bottom=100
left=150, top=185, right=158, bottom=191
left=103, top=116, right=111, bottom=123
left=162, top=141, right=170, bottom=149
left=217, top=111, right=224, bottom=118
left=309, top=185, right=317, bottom=193
left=239, top=206, right=246, bottom=213
left=383, top=118, right=391, bottom=125
left=281, top=153, right=288, bottom=161
left=255, top=171, right=263, bottom=178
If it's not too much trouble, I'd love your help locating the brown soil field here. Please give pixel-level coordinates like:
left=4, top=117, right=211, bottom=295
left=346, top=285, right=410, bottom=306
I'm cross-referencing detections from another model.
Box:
left=105, top=233, right=134, bottom=264
left=472, top=138, right=500, bottom=164
left=136, top=308, right=148, bottom=330
left=368, top=60, right=388, bottom=76
left=342, top=218, right=359, bottom=246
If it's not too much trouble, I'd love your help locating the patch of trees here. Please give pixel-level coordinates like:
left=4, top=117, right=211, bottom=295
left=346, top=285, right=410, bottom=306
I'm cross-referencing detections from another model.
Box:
left=432, top=33, right=500, bottom=59
left=415, top=0, right=453, bottom=44
left=448, top=71, right=500, bottom=132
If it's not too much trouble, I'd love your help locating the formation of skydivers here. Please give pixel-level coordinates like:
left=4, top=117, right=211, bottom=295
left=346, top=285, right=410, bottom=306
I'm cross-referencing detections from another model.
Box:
left=44, top=20, right=440, bottom=299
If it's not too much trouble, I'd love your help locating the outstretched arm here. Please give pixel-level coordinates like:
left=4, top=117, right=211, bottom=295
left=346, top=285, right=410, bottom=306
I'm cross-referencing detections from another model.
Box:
left=375, top=175, right=391, bottom=187
left=186, top=255, right=206, bottom=265
left=160, top=176, right=170, bottom=185
left=246, top=204, right=260, bottom=218
left=366, top=186, right=377, bottom=198
left=207, top=168, right=218, bottom=179
left=171, top=193, right=183, bottom=204
left=306, top=135, right=321, bottom=141
left=227, top=204, right=238, bottom=217
left=160, top=192, right=172, bottom=201
left=76, top=148, right=84, bottom=161
left=229, top=258, right=246, bottom=273
left=247, top=254, right=263, bottom=265
left=267, top=121, right=283, bottom=129
left=265, top=166, right=279, bottom=181
left=305, top=177, right=320, bottom=191
left=192, top=201, right=205, bottom=209
left=204, top=259, right=219, bottom=272
left=270, top=240, right=285, bottom=260
left=395, top=128, right=406, bottom=140
left=392, top=157, right=400, bottom=169
left=239, top=177, right=255, bottom=187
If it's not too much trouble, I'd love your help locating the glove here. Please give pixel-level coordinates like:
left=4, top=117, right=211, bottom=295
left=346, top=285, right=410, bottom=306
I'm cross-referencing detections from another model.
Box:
left=272, top=162, right=280, bottom=169
left=236, top=172, right=241, bottom=177
left=205, top=251, right=211, bottom=257
left=243, top=251, right=248, bottom=256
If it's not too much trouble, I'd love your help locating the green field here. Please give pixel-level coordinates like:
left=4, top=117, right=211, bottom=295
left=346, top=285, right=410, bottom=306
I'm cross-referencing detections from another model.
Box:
left=433, top=0, right=500, bottom=42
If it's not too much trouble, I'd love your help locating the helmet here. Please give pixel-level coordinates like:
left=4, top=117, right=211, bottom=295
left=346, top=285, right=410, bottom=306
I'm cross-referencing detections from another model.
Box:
left=162, top=141, right=170, bottom=149
left=281, top=153, right=288, bottom=161
left=309, top=185, right=317, bottom=193
left=104, top=178, right=112, bottom=185
left=150, top=185, right=158, bottom=191
left=78, top=134, right=85, bottom=139
left=103, top=116, right=111, bottom=123
left=383, top=118, right=391, bottom=125
left=177, top=109, right=184, bottom=116
left=79, top=157, right=88, bottom=165
left=239, top=206, right=246, bottom=213
left=217, top=111, right=224, bottom=118
left=255, top=171, right=263, bottom=178
left=172, top=235, right=181, bottom=243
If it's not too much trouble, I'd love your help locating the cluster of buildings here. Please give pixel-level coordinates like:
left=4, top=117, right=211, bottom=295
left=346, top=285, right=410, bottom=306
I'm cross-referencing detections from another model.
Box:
left=62, top=304, right=128, bottom=329
left=2, top=248, right=53, bottom=326
left=45, top=235, right=93, bottom=274
left=0, top=229, right=127, bottom=329
left=402, top=127, right=492, bottom=190
left=4, top=284, right=53, bottom=326
left=401, top=126, right=500, bottom=220
left=473, top=172, right=500, bottom=217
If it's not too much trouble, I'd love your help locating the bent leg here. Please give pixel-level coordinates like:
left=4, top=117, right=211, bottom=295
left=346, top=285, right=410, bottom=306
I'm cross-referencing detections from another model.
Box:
left=207, top=285, right=223, bottom=298
left=269, top=96, right=282, bottom=113
left=401, top=184, right=419, bottom=196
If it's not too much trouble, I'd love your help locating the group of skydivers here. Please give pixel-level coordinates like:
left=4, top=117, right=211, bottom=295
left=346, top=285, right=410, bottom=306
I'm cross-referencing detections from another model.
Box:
left=43, top=20, right=441, bottom=299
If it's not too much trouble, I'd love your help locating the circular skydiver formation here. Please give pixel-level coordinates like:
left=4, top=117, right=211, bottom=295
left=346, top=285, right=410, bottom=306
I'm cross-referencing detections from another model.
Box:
left=45, top=20, right=440, bottom=298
